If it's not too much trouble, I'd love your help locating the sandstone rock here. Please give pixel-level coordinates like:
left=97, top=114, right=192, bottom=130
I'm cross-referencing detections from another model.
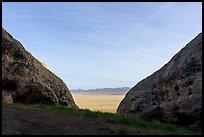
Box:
left=2, top=28, right=78, bottom=108
left=117, top=33, right=202, bottom=128
left=2, top=91, right=13, bottom=104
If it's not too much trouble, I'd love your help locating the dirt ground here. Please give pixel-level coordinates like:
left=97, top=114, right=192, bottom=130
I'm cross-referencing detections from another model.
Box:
left=2, top=105, right=171, bottom=135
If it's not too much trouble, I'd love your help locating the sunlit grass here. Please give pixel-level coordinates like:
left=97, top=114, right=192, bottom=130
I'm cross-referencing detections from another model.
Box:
left=72, top=94, right=125, bottom=113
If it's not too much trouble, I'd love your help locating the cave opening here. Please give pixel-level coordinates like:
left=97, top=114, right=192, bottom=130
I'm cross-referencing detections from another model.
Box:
left=2, top=80, right=17, bottom=91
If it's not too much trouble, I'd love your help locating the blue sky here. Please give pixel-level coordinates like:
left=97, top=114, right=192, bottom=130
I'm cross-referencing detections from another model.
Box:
left=2, top=2, right=202, bottom=89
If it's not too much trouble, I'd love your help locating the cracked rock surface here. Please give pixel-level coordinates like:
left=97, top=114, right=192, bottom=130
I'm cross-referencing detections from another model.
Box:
left=2, top=28, right=78, bottom=108
left=117, top=33, right=202, bottom=128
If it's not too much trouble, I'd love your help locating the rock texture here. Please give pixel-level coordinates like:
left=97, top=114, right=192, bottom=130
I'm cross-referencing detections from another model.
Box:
left=117, top=33, right=202, bottom=128
left=2, top=28, right=78, bottom=108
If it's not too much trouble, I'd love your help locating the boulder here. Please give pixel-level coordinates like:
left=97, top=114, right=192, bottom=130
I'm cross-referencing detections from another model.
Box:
left=117, top=33, right=202, bottom=128
left=2, top=91, right=13, bottom=104
left=2, top=28, right=78, bottom=108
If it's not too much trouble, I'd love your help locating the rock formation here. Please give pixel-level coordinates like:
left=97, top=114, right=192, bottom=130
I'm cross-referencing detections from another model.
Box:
left=117, top=33, right=202, bottom=128
left=2, top=28, right=78, bottom=108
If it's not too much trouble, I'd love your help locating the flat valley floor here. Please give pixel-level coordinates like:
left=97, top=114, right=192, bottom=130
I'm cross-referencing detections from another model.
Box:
left=72, top=94, right=125, bottom=113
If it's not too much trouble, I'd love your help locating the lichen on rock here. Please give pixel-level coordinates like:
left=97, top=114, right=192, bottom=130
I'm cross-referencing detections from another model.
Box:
left=2, top=28, right=78, bottom=109
left=117, top=33, right=202, bottom=128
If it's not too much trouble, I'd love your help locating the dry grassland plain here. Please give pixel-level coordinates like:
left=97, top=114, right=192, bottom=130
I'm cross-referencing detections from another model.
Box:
left=72, top=94, right=125, bottom=113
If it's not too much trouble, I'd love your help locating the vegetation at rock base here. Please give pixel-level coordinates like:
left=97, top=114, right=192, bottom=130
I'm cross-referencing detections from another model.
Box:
left=2, top=103, right=201, bottom=135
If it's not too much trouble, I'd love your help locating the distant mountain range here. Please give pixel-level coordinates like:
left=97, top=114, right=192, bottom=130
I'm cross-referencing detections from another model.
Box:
left=71, top=87, right=131, bottom=95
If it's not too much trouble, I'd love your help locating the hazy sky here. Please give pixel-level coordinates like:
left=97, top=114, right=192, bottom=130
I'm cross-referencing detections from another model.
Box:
left=2, top=2, right=202, bottom=89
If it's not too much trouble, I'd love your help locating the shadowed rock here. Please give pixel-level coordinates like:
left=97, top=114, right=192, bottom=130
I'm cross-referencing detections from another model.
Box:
left=2, top=28, right=78, bottom=108
left=117, top=33, right=202, bottom=128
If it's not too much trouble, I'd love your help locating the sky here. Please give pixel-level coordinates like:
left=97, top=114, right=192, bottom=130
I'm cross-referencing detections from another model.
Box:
left=2, top=2, right=202, bottom=90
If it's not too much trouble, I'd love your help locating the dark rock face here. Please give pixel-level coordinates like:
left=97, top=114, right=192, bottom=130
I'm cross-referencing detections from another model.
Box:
left=117, top=33, right=202, bottom=128
left=2, top=28, right=78, bottom=108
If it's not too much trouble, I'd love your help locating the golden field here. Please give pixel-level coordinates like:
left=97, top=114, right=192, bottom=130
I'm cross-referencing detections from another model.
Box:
left=72, top=94, right=125, bottom=113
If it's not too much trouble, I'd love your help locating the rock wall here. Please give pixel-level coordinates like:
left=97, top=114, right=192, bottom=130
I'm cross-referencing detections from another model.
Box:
left=117, top=33, right=202, bottom=127
left=2, top=28, right=78, bottom=108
